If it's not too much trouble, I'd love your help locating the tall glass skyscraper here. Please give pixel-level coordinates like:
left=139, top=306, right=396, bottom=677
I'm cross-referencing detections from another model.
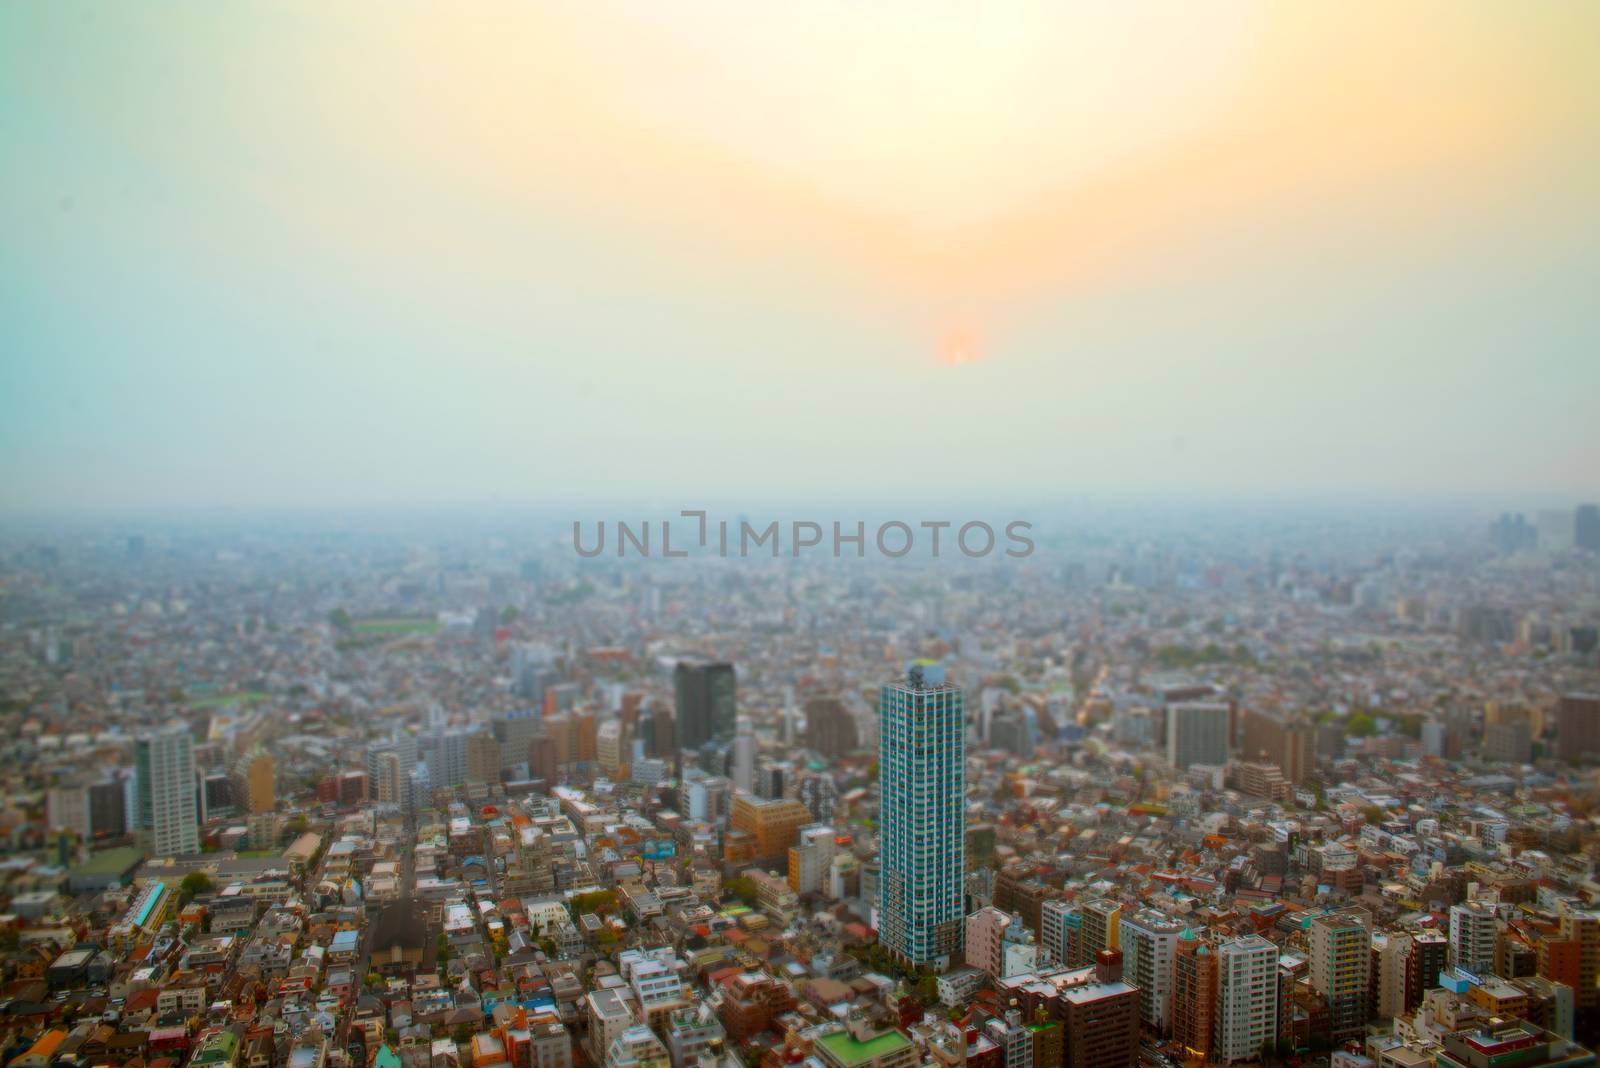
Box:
left=878, top=662, right=965, bottom=968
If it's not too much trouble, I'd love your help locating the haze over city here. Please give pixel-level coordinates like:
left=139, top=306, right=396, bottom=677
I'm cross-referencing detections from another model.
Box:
left=3, top=2, right=1598, bottom=512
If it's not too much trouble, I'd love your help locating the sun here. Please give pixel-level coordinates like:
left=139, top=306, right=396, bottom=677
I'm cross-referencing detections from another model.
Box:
left=939, top=323, right=984, bottom=368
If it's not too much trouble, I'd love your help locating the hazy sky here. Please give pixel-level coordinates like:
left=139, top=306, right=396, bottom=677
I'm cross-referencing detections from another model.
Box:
left=3, top=2, right=1598, bottom=513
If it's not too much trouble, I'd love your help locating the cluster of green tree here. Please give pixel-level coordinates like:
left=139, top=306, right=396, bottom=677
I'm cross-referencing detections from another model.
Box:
left=572, top=889, right=620, bottom=915
left=1152, top=642, right=1253, bottom=669
left=179, top=871, right=214, bottom=905
left=722, top=876, right=759, bottom=906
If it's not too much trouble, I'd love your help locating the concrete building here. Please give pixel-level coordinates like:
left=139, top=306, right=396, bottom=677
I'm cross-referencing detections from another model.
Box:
left=1081, top=899, right=1122, bottom=960
left=465, top=729, right=502, bottom=785
left=966, top=906, right=1036, bottom=981
left=1309, top=908, right=1372, bottom=1044
left=1168, top=702, right=1230, bottom=770
left=1121, top=908, right=1185, bottom=1034
left=135, top=722, right=198, bottom=856
left=1061, top=951, right=1139, bottom=1068
left=804, top=695, right=859, bottom=758
left=1042, top=900, right=1085, bottom=968
left=1450, top=901, right=1499, bottom=975
left=788, top=823, right=836, bottom=896
left=730, top=794, right=811, bottom=870
left=1173, top=930, right=1218, bottom=1059
left=1215, top=935, right=1278, bottom=1064
left=1556, top=694, right=1600, bottom=765
left=584, top=988, right=635, bottom=1065
left=675, top=659, right=736, bottom=750
left=232, top=748, right=275, bottom=815
left=1238, top=708, right=1315, bottom=784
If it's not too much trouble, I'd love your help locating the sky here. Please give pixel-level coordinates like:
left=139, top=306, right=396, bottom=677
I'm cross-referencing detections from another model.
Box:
left=2, top=1, right=1598, bottom=513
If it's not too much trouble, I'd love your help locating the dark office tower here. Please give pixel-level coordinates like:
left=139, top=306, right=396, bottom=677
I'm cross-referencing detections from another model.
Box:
left=675, top=659, right=736, bottom=750
left=803, top=695, right=859, bottom=758
left=528, top=735, right=559, bottom=786
left=1239, top=708, right=1316, bottom=784
left=1578, top=505, right=1600, bottom=552
left=87, top=779, right=128, bottom=839
left=1405, top=929, right=1449, bottom=1013
left=639, top=704, right=675, bottom=758
left=1557, top=694, right=1600, bottom=765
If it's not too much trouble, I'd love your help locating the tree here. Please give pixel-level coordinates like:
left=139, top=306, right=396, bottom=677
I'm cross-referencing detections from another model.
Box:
left=572, top=889, right=620, bottom=916
left=180, top=871, right=214, bottom=903
left=722, top=876, right=759, bottom=906
left=1261, top=1039, right=1277, bottom=1066
left=329, top=608, right=353, bottom=632
left=1361, top=805, right=1386, bottom=826
left=1346, top=712, right=1378, bottom=738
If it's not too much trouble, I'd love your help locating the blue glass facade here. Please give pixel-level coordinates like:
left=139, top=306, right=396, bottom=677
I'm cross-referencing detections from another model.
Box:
left=878, top=665, right=965, bottom=967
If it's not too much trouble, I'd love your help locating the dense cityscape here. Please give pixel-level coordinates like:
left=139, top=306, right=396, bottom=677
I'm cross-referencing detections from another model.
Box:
left=4, top=8, right=1597, bottom=1068
left=0, top=503, right=1596, bottom=1068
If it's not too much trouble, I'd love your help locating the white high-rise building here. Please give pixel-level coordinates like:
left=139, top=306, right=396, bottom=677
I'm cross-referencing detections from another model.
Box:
left=135, top=722, right=198, bottom=856
left=1449, top=901, right=1498, bottom=975
left=1168, top=702, right=1231, bottom=770
left=1122, top=908, right=1185, bottom=1033
left=1215, top=934, right=1279, bottom=1064
left=1040, top=899, right=1081, bottom=967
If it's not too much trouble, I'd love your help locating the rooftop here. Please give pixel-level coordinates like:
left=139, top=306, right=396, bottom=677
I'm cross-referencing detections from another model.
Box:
left=816, top=1028, right=913, bottom=1068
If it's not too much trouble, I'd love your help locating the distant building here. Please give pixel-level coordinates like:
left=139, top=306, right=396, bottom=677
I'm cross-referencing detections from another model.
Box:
left=465, top=729, right=502, bottom=785
left=675, top=659, right=736, bottom=750
left=1482, top=721, right=1532, bottom=765
left=1556, top=695, right=1600, bottom=765
left=788, top=824, right=836, bottom=896
left=1577, top=505, right=1600, bottom=552
left=730, top=794, right=810, bottom=870
left=232, top=748, right=276, bottom=815
left=804, top=695, right=859, bottom=758
left=88, top=778, right=128, bottom=838
left=1238, top=708, right=1314, bottom=783
left=1168, top=702, right=1230, bottom=770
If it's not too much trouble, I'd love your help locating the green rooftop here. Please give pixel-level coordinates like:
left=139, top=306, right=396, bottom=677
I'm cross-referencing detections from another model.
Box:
left=70, top=847, right=145, bottom=878
left=817, top=1029, right=912, bottom=1068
